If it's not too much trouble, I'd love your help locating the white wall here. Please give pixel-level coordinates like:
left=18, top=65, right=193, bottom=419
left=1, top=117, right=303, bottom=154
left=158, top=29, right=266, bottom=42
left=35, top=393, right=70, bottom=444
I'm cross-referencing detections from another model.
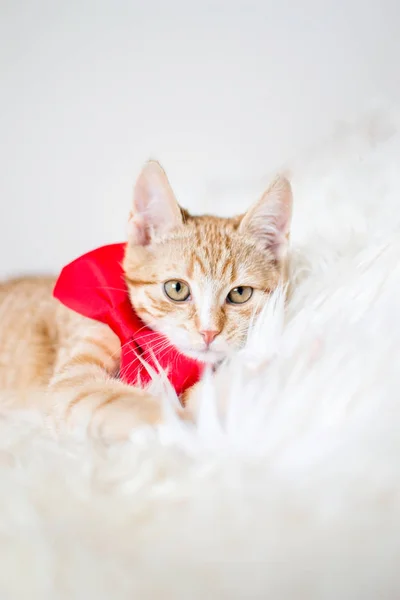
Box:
left=1, top=0, right=399, bottom=276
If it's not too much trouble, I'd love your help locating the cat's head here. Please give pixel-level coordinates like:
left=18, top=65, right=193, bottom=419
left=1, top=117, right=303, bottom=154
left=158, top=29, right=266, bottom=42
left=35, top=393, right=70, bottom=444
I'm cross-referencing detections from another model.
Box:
left=123, top=161, right=292, bottom=364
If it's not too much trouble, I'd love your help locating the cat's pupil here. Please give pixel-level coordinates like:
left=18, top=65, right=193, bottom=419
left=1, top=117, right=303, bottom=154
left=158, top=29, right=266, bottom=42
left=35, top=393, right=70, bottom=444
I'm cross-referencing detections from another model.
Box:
left=237, top=287, right=243, bottom=295
left=175, top=282, right=181, bottom=293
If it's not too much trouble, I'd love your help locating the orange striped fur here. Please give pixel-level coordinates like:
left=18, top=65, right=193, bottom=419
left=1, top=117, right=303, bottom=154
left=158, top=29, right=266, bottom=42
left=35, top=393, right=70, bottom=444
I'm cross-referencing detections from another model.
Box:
left=0, top=162, right=292, bottom=441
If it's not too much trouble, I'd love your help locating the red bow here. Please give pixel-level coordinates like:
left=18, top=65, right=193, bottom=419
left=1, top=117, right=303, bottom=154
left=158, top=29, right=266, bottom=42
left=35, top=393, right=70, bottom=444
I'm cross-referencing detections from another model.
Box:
left=53, top=243, right=204, bottom=397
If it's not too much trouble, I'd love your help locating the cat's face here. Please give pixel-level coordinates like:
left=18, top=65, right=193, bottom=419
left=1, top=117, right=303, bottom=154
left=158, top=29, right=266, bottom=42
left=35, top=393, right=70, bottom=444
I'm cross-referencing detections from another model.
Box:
left=123, top=162, right=292, bottom=365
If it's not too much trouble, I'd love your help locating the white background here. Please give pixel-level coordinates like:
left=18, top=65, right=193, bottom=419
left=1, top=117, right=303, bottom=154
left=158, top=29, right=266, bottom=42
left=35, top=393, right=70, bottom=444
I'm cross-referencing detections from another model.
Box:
left=1, top=0, right=399, bottom=276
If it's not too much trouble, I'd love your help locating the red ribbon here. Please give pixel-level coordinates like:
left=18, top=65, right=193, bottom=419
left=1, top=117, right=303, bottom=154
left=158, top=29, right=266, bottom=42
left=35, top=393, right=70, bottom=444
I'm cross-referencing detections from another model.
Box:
left=53, top=243, right=204, bottom=396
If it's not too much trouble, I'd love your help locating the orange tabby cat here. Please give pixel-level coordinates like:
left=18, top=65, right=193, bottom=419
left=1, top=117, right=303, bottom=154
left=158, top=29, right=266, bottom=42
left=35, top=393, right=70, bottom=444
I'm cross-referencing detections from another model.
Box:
left=0, top=162, right=292, bottom=441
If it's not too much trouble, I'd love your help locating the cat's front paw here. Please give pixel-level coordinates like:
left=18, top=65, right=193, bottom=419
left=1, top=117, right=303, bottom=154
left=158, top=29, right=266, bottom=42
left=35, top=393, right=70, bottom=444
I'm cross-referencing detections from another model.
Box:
left=90, top=390, right=163, bottom=443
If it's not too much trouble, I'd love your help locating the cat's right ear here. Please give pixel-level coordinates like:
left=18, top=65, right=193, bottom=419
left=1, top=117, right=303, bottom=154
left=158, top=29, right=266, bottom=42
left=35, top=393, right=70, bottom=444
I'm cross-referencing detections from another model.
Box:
left=127, top=161, right=183, bottom=245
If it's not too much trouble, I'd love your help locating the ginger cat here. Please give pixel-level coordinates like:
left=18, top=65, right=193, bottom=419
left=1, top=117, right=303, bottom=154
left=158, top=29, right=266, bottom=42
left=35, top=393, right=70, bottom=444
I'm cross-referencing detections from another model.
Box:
left=0, top=162, right=293, bottom=441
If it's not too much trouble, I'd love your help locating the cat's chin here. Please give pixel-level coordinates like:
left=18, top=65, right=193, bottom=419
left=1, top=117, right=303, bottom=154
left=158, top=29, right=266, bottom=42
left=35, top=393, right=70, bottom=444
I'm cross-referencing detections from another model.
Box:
left=181, top=347, right=226, bottom=365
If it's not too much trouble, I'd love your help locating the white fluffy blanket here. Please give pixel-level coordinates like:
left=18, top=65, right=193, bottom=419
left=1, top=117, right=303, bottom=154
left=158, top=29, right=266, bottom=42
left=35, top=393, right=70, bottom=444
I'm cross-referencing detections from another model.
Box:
left=1, top=105, right=400, bottom=600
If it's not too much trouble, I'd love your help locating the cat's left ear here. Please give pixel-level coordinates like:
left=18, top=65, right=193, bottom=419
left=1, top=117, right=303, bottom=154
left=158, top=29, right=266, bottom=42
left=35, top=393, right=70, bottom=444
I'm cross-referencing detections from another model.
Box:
left=128, top=160, right=183, bottom=245
left=239, top=175, right=293, bottom=261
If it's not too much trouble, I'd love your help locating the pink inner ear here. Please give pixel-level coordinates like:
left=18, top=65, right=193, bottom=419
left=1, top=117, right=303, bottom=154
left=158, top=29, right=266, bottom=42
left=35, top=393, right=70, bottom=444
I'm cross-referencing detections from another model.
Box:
left=127, top=213, right=151, bottom=246
left=242, top=209, right=288, bottom=258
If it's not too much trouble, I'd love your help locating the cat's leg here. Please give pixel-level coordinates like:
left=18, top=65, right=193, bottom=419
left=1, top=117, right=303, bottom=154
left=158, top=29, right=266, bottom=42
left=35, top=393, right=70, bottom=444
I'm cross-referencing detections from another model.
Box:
left=181, top=370, right=226, bottom=423
left=180, top=381, right=205, bottom=422
left=48, top=320, right=163, bottom=442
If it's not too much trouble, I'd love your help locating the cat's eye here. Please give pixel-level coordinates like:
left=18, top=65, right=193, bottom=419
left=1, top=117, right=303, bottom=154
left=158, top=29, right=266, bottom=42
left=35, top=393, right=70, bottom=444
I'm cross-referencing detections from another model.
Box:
left=164, top=280, right=191, bottom=302
left=227, top=286, right=253, bottom=304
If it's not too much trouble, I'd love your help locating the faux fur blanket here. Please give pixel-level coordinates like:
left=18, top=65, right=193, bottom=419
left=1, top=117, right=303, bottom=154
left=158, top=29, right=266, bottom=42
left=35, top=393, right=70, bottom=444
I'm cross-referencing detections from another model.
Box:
left=1, top=105, right=400, bottom=600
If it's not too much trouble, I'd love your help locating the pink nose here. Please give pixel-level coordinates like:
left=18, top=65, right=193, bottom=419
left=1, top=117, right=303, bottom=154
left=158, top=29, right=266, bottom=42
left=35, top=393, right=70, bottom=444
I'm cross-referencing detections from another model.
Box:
left=200, top=330, right=219, bottom=346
